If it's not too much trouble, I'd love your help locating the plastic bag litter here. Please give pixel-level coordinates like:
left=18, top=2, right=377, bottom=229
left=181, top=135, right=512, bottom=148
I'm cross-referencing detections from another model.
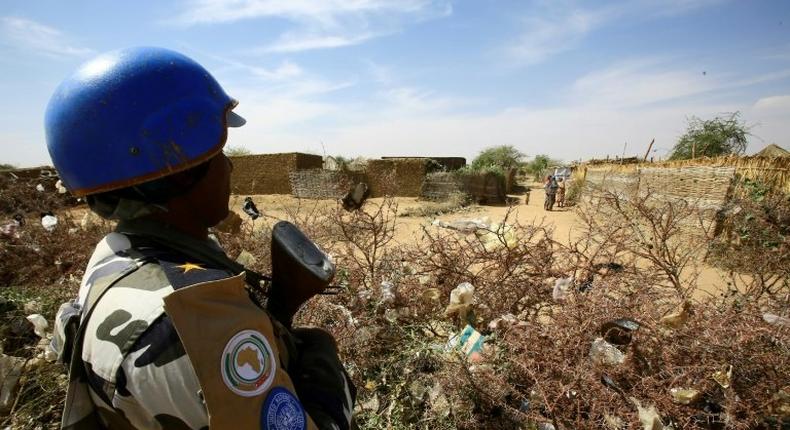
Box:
left=712, top=364, right=732, bottom=389
left=431, top=217, right=489, bottom=233
left=552, top=277, right=573, bottom=301
left=669, top=387, right=700, bottom=405
left=235, top=250, right=257, bottom=268
left=763, top=313, right=790, bottom=327
left=41, top=214, right=58, bottom=232
left=589, top=337, right=625, bottom=366
left=380, top=281, right=396, bottom=304
left=35, top=183, right=45, bottom=192
left=444, top=282, right=475, bottom=324
left=660, top=302, right=691, bottom=329
left=26, top=314, right=48, bottom=338
left=629, top=397, right=665, bottom=430
left=55, top=180, right=67, bottom=194
left=478, top=222, right=517, bottom=251
left=488, top=313, right=525, bottom=330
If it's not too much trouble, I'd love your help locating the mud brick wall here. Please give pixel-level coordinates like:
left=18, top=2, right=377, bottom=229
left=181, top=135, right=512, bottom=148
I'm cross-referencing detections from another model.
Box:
left=421, top=172, right=464, bottom=200
left=366, top=158, right=429, bottom=197
left=460, top=172, right=506, bottom=204
left=638, top=166, right=735, bottom=211
left=382, top=157, right=466, bottom=171
left=230, top=153, right=323, bottom=195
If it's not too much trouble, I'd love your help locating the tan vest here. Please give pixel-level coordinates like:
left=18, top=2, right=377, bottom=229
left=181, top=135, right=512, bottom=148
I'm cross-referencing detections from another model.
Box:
left=163, top=273, right=318, bottom=429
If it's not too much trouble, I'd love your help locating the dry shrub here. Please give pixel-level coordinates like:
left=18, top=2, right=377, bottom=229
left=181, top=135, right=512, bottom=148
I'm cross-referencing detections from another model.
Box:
left=460, top=280, right=788, bottom=429
left=404, top=209, right=556, bottom=322
left=0, top=175, right=79, bottom=216
left=708, top=179, right=790, bottom=302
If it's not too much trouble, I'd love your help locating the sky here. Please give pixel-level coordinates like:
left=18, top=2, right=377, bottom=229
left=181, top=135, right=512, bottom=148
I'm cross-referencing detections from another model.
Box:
left=1, top=0, right=789, bottom=168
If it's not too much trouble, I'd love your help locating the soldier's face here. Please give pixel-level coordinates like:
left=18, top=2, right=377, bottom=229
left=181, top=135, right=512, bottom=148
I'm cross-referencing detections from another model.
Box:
left=186, top=152, right=232, bottom=227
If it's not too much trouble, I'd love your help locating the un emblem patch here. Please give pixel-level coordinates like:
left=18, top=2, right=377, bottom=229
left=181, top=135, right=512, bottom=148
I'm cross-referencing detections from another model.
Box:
left=260, top=387, right=306, bottom=430
left=221, top=329, right=276, bottom=397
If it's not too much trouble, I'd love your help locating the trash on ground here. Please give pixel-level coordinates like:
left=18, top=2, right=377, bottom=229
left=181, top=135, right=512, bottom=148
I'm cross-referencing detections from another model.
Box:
left=26, top=314, right=48, bottom=338
left=235, top=249, right=257, bottom=267
left=444, top=282, right=475, bottom=325
left=552, top=277, right=573, bottom=301
left=448, top=324, right=485, bottom=361
left=432, top=217, right=489, bottom=233
left=712, top=364, right=732, bottom=389
left=488, top=313, right=526, bottom=330
left=630, top=397, right=665, bottom=430
left=599, top=318, right=640, bottom=346
left=35, top=183, right=45, bottom=192
left=55, top=180, right=67, bottom=194
left=661, top=302, right=691, bottom=329
left=670, top=387, right=700, bottom=405
left=762, top=313, right=790, bottom=327
left=40, top=213, right=57, bottom=232
left=380, top=280, right=396, bottom=304
left=589, top=337, right=626, bottom=366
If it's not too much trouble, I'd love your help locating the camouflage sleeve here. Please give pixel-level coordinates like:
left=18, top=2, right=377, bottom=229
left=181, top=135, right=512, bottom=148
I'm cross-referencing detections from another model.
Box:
left=112, top=315, right=209, bottom=430
left=287, top=328, right=356, bottom=430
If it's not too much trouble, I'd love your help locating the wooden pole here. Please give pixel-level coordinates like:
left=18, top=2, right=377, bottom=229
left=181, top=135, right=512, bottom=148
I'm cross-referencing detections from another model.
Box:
left=643, top=138, right=655, bottom=162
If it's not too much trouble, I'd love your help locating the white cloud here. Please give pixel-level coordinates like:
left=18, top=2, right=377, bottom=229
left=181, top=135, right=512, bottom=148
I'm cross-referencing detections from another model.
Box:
left=506, top=7, right=610, bottom=66
left=571, top=58, right=719, bottom=107
left=0, top=17, right=94, bottom=58
left=261, top=32, right=379, bottom=53
left=753, top=94, right=790, bottom=115
left=171, top=0, right=452, bottom=52
left=504, top=0, right=728, bottom=66
left=569, top=58, right=790, bottom=109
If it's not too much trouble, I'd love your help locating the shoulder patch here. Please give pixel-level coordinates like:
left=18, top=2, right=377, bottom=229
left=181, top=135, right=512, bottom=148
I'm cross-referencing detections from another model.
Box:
left=260, top=387, right=306, bottom=430
left=157, top=255, right=233, bottom=290
left=221, top=329, right=277, bottom=397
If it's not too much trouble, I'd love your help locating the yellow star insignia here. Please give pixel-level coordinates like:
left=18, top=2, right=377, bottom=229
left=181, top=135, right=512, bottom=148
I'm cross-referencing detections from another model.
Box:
left=177, top=262, right=205, bottom=273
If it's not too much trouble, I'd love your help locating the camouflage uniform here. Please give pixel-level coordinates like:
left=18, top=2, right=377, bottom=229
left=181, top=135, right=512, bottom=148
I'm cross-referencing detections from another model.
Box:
left=53, top=219, right=354, bottom=430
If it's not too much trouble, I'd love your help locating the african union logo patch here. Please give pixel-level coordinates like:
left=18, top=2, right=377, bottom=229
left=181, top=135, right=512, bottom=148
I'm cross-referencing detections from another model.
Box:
left=221, top=329, right=276, bottom=397
left=260, top=387, right=306, bottom=430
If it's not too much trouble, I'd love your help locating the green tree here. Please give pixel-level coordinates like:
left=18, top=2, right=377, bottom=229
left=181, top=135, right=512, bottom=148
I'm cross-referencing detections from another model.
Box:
left=525, top=154, right=560, bottom=181
left=669, top=112, right=750, bottom=160
left=470, top=145, right=526, bottom=170
left=224, top=146, right=252, bottom=157
left=0, top=163, right=15, bottom=171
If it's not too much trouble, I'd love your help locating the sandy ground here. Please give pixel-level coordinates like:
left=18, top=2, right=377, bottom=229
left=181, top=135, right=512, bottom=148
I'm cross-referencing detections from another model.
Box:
left=231, top=189, right=730, bottom=299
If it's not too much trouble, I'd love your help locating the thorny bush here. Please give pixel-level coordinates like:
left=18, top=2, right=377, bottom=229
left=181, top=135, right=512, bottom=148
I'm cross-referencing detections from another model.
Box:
left=708, top=179, right=790, bottom=303
left=1, top=190, right=788, bottom=429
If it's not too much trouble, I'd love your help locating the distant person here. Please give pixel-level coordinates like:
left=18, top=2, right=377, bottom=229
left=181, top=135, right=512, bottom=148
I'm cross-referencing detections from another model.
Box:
left=544, top=175, right=558, bottom=211
left=556, top=177, right=566, bottom=208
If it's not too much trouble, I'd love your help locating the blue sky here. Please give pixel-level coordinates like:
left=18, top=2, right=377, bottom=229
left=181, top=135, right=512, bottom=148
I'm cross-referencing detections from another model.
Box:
left=1, top=0, right=789, bottom=167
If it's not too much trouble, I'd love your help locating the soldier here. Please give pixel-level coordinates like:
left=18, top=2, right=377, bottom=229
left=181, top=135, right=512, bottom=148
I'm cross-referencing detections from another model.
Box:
left=48, top=47, right=354, bottom=430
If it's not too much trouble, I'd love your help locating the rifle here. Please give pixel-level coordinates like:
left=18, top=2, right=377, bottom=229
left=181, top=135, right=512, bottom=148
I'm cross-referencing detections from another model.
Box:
left=264, top=221, right=337, bottom=328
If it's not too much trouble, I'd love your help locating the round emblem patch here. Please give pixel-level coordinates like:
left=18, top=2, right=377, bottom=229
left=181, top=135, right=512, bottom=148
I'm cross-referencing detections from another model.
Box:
left=260, top=387, right=306, bottom=430
left=221, top=329, right=276, bottom=397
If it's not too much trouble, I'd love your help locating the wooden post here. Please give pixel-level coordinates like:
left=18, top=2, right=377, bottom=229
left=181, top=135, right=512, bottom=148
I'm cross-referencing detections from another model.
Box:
left=643, top=138, right=655, bottom=161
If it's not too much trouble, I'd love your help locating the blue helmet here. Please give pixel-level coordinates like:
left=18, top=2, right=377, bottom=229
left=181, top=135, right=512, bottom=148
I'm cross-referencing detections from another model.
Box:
left=45, top=47, right=245, bottom=197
